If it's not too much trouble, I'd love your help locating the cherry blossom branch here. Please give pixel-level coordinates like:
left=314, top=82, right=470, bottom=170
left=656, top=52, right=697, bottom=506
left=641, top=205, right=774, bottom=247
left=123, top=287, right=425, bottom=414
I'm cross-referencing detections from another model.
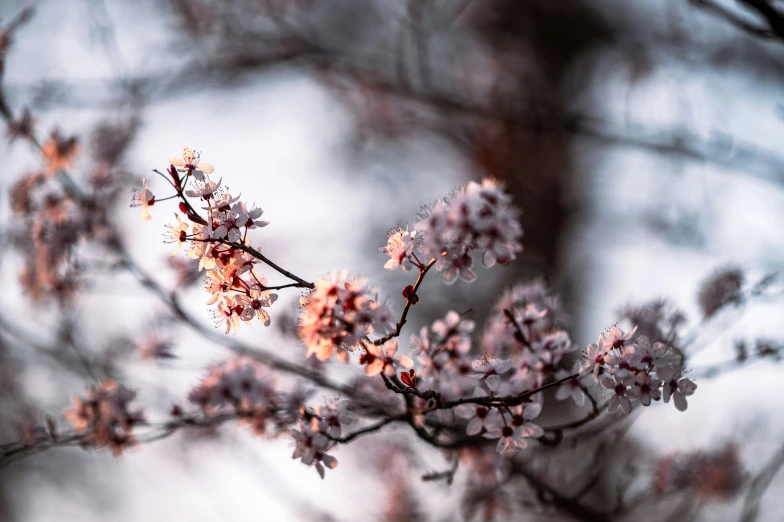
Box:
left=0, top=53, right=354, bottom=417
left=452, top=373, right=584, bottom=409
left=0, top=409, right=261, bottom=470
left=326, top=414, right=408, bottom=443
left=542, top=380, right=602, bottom=433
left=0, top=106, right=381, bottom=419
left=382, top=370, right=591, bottom=417
left=372, top=257, right=436, bottom=346
left=152, top=165, right=315, bottom=290
left=200, top=238, right=314, bottom=289
left=117, top=252, right=395, bottom=415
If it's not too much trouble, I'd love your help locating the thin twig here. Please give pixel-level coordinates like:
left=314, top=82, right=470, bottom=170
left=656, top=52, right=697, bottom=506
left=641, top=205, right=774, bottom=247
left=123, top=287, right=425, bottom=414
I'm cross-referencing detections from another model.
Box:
left=373, top=258, right=436, bottom=345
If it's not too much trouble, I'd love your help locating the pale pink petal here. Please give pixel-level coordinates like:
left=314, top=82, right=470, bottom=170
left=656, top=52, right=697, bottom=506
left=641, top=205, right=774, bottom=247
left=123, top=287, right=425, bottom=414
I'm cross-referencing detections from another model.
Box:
left=395, top=355, right=413, bottom=369
left=466, top=417, right=483, bottom=436
left=486, top=374, right=501, bottom=391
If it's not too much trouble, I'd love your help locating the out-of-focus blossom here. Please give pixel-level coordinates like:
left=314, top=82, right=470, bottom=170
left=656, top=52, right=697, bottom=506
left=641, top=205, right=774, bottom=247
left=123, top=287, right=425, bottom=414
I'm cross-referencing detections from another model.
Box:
left=41, top=130, right=79, bottom=177
left=188, top=357, right=278, bottom=430
left=311, top=399, right=353, bottom=438
left=291, top=421, right=338, bottom=479
left=7, top=107, right=34, bottom=142
left=139, top=335, right=176, bottom=362
left=654, top=444, right=744, bottom=501
left=698, top=267, right=745, bottom=318
left=431, top=310, right=474, bottom=353
left=65, top=380, right=144, bottom=456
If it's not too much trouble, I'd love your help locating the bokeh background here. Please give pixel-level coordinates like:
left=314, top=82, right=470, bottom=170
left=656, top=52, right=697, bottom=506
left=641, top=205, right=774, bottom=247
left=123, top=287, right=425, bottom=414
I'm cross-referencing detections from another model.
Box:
left=1, top=0, right=784, bottom=521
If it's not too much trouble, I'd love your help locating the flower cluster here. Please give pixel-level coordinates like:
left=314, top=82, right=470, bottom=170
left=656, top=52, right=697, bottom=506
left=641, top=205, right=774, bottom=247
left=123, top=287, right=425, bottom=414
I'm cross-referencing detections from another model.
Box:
left=123, top=145, right=702, bottom=473
left=411, top=310, right=478, bottom=400
left=302, top=398, right=354, bottom=438
left=202, top=261, right=279, bottom=333
left=480, top=282, right=575, bottom=395
left=291, top=420, right=339, bottom=479
left=188, top=357, right=278, bottom=425
left=583, top=326, right=696, bottom=413
left=402, top=284, right=699, bottom=456
left=298, top=272, right=393, bottom=362
left=151, top=148, right=279, bottom=332
left=416, top=179, right=522, bottom=283
left=483, top=400, right=544, bottom=456
left=380, top=179, right=522, bottom=283
left=65, top=380, right=145, bottom=456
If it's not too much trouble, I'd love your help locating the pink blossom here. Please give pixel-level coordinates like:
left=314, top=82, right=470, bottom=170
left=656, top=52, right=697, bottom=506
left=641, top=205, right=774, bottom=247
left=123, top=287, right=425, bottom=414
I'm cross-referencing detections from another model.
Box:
left=359, top=339, right=413, bottom=376
left=380, top=226, right=416, bottom=271
left=456, top=402, right=502, bottom=436
left=169, top=146, right=214, bottom=179
left=601, top=374, right=633, bottom=414
left=415, top=179, right=523, bottom=284
left=471, top=356, right=514, bottom=392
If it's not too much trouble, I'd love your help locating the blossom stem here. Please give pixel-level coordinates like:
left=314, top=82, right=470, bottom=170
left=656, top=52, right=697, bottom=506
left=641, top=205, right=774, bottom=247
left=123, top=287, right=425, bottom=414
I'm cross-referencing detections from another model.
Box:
left=373, top=257, right=437, bottom=346
left=151, top=168, right=177, bottom=189
left=503, top=308, right=532, bottom=350
left=326, top=414, right=407, bottom=443
left=201, top=238, right=314, bottom=289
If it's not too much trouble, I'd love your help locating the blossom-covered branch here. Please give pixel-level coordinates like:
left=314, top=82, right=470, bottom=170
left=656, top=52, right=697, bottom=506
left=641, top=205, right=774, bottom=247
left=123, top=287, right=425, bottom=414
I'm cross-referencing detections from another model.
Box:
left=0, top=6, right=700, bottom=491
